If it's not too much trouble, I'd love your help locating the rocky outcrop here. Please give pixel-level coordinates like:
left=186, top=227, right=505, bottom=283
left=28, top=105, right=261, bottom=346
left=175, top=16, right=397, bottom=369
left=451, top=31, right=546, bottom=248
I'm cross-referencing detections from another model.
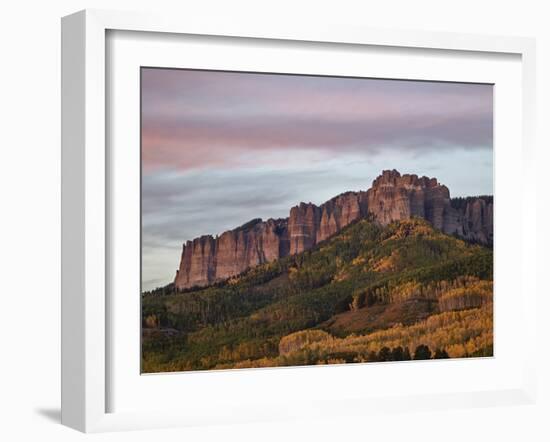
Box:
left=366, top=169, right=458, bottom=232
left=174, top=218, right=289, bottom=289
left=366, top=169, right=459, bottom=235
left=288, top=203, right=321, bottom=255
left=365, top=170, right=493, bottom=245
left=288, top=192, right=369, bottom=254
left=174, top=170, right=493, bottom=289
left=451, top=196, right=493, bottom=245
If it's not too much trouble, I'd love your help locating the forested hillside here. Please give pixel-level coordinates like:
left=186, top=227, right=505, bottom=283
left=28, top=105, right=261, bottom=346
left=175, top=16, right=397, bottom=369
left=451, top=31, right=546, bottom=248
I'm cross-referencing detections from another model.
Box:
left=142, top=217, right=493, bottom=373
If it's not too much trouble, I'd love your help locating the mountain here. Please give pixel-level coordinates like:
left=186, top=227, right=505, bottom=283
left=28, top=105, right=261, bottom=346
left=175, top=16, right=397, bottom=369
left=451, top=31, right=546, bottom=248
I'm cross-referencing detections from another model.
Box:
left=142, top=216, right=493, bottom=373
left=174, top=170, right=493, bottom=290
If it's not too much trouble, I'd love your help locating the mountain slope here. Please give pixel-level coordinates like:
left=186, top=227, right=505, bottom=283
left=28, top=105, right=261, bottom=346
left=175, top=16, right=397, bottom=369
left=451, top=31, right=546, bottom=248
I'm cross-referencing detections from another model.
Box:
left=142, top=217, right=493, bottom=373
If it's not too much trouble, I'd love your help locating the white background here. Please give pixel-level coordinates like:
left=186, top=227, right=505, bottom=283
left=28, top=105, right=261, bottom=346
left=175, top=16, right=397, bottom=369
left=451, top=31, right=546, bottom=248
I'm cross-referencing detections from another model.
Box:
left=0, top=1, right=548, bottom=441
left=109, top=30, right=524, bottom=415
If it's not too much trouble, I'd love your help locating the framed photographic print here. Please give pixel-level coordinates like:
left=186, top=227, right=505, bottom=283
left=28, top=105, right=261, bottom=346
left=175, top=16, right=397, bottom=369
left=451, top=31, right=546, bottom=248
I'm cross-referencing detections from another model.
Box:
left=61, top=9, right=537, bottom=432
left=140, top=68, right=494, bottom=373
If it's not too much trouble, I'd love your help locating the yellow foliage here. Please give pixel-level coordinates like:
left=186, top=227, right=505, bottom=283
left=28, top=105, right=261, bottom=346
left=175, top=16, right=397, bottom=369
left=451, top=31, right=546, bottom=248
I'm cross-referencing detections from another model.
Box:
left=279, top=329, right=332, bottom=355
left=332, top=271, right=349, bottom=282
left=438, top=280, right=492, bottom=312
left=144, top=314, right=159, bottom=329
left=311, top=304, right=493, bottom=359
left=383, top=219, right=437, bottom=241
left=372, top=250, right=399, bottom=272
left=274, top=304, right=493, bottom=365
left=227, top=276, right=241, bottom=285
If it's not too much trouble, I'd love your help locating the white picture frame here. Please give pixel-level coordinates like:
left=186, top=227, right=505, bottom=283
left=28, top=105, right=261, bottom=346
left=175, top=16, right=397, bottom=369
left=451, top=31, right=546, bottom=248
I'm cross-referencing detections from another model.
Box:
left=61, top=9, right=537, bottom=433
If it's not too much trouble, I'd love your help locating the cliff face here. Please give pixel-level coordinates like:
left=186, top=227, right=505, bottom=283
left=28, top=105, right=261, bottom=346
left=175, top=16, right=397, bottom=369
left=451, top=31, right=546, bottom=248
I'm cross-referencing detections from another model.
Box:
left=453, top=196, right=493, bottom=245
left=366, top=170, right=456, bottom=233
left=288, top=192, right=369, bottom=254
left=174, top=170, right=493, bottom=289
left=174, top=218, right=289, bottom=289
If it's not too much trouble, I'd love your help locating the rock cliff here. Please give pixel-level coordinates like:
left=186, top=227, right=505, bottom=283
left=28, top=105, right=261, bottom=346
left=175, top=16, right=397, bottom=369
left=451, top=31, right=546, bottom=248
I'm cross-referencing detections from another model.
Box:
left=174, top=218, right=289, bottom=289
left=366, top=169, right=456, bottom=232
left=174, top=170, right=493, bottom=289
left=450, top=195, right=493, bottom=245
left=288, top=192, right=369, bottom=255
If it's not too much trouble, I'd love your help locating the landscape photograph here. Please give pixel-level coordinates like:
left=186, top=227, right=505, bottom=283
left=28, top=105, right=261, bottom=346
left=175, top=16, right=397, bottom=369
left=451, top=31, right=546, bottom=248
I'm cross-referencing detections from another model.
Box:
left=141, top=68, right=493, bottom=373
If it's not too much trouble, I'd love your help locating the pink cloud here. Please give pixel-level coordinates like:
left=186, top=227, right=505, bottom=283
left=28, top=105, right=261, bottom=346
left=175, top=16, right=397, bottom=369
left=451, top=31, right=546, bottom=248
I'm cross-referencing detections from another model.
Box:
left=141, top=68, right=492, bottom=172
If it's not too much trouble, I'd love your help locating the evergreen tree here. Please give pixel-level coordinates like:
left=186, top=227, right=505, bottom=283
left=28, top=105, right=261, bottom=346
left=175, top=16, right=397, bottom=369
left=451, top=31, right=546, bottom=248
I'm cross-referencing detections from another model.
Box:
left=367, top=351, right=379, bottom=362
left=391, top=346, right=405, bottom=361
left=434, top=348, right=450, bottom=359
left=378, top=346, right=392, bottom=362
left=414, top=344, right=432, bottom=360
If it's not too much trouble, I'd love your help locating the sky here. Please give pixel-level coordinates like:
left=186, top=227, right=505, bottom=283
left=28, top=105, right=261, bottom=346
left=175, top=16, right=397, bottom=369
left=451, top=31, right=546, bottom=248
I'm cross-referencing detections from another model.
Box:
left=141, top=68, right=493, bottom=291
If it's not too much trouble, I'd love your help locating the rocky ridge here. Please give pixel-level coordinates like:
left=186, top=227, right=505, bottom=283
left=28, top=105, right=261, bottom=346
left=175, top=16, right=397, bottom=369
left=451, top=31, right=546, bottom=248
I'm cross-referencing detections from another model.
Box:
left=174, top=170, right=493, bottom=289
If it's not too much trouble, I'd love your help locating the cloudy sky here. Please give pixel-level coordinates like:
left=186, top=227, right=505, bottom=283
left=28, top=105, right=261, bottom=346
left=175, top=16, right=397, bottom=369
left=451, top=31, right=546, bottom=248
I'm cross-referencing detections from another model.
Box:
left=141, top=68, right=493, bottom=291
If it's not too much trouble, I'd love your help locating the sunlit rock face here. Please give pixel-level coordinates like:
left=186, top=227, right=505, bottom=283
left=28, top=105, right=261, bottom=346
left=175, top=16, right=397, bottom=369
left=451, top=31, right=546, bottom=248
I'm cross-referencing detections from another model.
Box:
left=365, top=169, right=493, bottom=243
left=173, top=170, right=493, bottom=289
left=288, top=192, right=369, bottom=254
left=288, top=202, right=321, bottom=256
left=174, top=218, right=289, bottom=289
left=366, top=169, right=452, bottom=229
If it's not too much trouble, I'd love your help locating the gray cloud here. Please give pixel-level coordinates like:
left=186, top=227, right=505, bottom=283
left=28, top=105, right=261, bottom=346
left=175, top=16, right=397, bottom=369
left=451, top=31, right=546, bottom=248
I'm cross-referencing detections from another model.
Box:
left=142, top=167, right=335, bottom=247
